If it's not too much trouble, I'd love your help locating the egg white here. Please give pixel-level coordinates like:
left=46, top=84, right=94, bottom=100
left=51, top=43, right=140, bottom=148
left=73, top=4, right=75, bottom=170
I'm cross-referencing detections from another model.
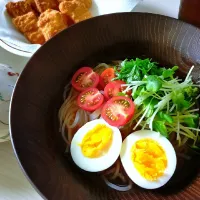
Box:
left=70, top=119, right=122, bottom=172
left=120, top=130, right=177, bottom=189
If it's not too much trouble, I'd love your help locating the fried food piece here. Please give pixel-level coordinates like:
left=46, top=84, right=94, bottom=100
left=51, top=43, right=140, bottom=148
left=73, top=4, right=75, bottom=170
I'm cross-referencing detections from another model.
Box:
left=25, top=0, right=35, bottom=6
left=62, top=14, right=71, bottom=26
left=57, top=0, right=68, bottom=3
left=58, top=0, right=92, bottom=9
left=59, top=1, right=91, bottom=22
left=12, top=11, right=38, bottom=33
left=71, top=2, right=91, bottom=22
left=6, top=1, right=32, bottom=18
left=74, top=10, right=91, bottom=23
left=38, top=9, right=68, bottom=40
left=79, top=0, right=92, bottom=9
left=12, top=11, right=45, bottom=44
left=25, top=0, right=38, bottom=13
left=25, top=29, right=45, bottom=44
left=72, top=2, right=88, bottom=17
left=34, top=0, right=58, bottom=13
left=65, top=15, right=75, bottom=26
left=59, top=1, right=77, bottom=16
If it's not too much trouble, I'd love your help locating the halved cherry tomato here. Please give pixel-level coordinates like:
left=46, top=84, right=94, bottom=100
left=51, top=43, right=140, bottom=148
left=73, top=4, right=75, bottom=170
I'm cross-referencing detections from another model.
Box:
left=104, top=80, right=131, bottom=99
left=101, top=96, right=135, bottom=127
left=71, top=67, right=99, bottom=91
left=100, top=68, right=116, bottom=88
left=77, top=88, right=104, bottom=111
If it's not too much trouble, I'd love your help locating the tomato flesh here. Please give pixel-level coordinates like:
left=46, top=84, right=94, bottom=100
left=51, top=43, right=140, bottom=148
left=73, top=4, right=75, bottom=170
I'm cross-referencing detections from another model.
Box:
left=100, top=68, right=116, bottom=88
left=77, top=88, right=104, bottom=111
left=104, top=80, right=131, bottom=99
left=71, top=67, right=99, bottom=91
left=101, top=96, right=135, bottom=127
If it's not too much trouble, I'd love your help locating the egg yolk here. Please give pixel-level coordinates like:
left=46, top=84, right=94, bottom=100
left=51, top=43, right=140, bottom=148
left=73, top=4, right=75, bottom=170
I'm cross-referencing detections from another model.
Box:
left=80, top=124, right=113, bottom=158
left=131, top=138, right=167, bottom=181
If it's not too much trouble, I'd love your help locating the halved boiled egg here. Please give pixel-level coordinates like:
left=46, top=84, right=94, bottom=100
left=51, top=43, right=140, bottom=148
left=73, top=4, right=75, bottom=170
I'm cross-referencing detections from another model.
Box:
left=70, top=119, right=122, bottom=172
left=120, top=130, right=177, bottom=189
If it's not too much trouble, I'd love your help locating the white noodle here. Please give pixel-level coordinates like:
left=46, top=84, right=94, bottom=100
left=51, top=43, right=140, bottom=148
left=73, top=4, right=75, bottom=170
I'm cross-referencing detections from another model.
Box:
left=68, top=110, right=80, bottom=129
left=102, top=176, right=132, bottom=192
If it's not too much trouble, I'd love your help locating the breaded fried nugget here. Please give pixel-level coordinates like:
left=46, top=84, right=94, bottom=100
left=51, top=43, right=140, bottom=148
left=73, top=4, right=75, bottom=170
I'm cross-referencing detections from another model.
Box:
left=58, top=0, right=92, bottom=9
left=12, top=11, right=38, bottom=33
left=25, top=0, right=38, bottom=13
left=57, top=0, right=67, bottom=3
left=6, top=1, right=32, bottom=18
left=74, top=10, right=91, bottom=23
left=59, top=1, right=77, bottom=15
left=38, top=9, right=67, bottom=40
left=34, top=0, right=58, bottom=13
left=59, top=1, right=92, bottom=23
left=25, top=29, right=45, bottom=44
left=12, top=11, right=45, bottom=44
left=72, top=2, right=88, bottom=17
left=79, top=0, right=92, bottom=9
left=71, top=2, right=91, bottom=22
left=25, top=0, right=36, bottom=6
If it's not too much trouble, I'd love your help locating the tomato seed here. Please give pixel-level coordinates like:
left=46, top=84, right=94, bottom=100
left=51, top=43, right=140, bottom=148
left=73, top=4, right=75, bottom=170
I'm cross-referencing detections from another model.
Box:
left=80, top=91, right=95, bottom=103
left=115, top=100, right=129, bottom=108
left=105, top=108, right=118, bottom=121
left=76, top=73, right=84, bottom=83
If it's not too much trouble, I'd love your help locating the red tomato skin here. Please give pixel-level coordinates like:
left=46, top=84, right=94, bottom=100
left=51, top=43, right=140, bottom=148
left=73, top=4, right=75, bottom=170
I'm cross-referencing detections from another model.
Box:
left=77, top=88, right=104, bottom=112
left=100, top=68, right=116, bottom=88
left=104, top=80, right=131, bottom=99
left=98, top=76, right=105, bottom=90
left=71, top=67, right=99, bottom=91
left=101, top=96, right=135, bottom=127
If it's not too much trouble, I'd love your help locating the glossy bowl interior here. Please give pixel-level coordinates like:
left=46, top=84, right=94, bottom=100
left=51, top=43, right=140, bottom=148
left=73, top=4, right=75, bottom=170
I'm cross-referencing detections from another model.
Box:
left=10, top=13, right=200, bottom=200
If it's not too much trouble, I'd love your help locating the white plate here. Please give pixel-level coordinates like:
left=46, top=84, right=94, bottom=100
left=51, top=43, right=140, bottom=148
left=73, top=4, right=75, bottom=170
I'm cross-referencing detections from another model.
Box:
left=0, top=0, right=140, bottom=57
left=0, top=39, right=34, bottom=57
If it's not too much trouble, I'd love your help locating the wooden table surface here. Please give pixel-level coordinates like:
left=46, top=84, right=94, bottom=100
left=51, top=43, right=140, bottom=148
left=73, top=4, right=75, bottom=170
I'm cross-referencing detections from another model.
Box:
left=0, top=0, right=180, bottom=199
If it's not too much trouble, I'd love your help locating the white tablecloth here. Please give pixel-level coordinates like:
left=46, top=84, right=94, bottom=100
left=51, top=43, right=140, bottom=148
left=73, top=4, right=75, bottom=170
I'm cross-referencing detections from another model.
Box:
left=0, top=0, right=180, bottom=199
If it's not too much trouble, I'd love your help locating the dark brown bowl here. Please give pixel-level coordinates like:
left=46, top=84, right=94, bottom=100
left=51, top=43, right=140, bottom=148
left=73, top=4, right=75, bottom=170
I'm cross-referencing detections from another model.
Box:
left=10, top=13, right=200, bottom=200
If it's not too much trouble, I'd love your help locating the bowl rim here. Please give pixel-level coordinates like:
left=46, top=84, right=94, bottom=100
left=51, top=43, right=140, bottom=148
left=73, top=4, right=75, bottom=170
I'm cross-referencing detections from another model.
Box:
left=9, top=12, right=200, bottom=200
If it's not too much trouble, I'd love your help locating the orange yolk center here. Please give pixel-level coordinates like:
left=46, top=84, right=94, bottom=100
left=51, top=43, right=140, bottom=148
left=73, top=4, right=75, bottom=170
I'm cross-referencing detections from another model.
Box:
left=131, top=138, right=167, bottom=181
left=81, top=124, right=113, bottom=158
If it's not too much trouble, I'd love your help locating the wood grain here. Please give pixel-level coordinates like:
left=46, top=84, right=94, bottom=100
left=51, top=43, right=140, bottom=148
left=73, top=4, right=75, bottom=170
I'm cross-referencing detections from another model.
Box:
left=10, top=13, right=200, bottom=200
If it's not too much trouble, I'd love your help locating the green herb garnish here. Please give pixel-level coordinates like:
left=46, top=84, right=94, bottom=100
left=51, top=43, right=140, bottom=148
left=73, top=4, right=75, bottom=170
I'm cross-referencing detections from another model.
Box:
left=115, top=58, right=200, bottom=146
